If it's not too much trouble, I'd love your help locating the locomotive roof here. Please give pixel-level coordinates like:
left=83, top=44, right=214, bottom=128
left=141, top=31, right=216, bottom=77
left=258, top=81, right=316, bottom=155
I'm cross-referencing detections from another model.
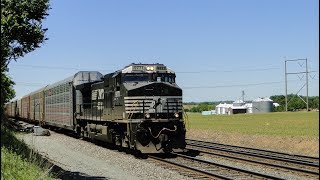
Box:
left=103, top=64, right=175, bottom=77
left=46, top=71, right=103, bottom=89
left=22, top=71, right=103, bottom=97
left=123, top=63, right=175, bottom=74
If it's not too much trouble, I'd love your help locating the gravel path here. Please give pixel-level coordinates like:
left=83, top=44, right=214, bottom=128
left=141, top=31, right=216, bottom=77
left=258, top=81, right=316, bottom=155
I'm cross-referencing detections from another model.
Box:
left=15, top=126, right=318, bottom=179
left=16, top=131, right=193, bottom=180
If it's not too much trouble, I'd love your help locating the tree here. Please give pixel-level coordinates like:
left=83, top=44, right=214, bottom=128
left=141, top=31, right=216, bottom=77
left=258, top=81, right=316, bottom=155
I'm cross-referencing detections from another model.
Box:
left=270, top=94, right=319, bottom=112
left=189, top=103, right=216, bottom=112
left=1, top=0, right=50, bottom=118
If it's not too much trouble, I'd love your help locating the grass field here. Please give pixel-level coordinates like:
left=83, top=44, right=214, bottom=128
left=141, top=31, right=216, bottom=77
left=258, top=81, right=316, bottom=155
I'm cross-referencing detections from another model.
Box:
left=1, top=147, right=52, bottom=180
left=1, top=123, right=53, bottom=179
left=185, top=111, right=319, bottom=137
left=183, top=104, right=198, bottom=110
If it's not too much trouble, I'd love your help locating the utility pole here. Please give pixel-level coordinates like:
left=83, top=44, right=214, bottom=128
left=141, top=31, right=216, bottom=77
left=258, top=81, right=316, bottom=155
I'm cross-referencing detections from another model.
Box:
left=241, top=90, right=245, bottom=102
left=284, top=59, right=309, bottom=112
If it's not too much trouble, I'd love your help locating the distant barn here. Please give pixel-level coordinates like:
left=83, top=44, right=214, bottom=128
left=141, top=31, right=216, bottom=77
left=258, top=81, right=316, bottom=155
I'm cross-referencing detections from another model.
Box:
left=214, top=98, right=274, bottom=115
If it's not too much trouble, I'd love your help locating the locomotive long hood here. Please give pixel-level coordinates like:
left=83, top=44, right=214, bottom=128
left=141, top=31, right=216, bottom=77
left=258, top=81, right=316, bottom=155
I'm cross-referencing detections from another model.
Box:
left=124, top=82, right=182, bottom=96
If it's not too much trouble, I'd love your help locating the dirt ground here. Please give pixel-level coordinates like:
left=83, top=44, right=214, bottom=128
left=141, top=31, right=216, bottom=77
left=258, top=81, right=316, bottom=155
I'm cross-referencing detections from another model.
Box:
left=16, top=131, right=192, bottom=180
left=186, top=129, right=319, bottom=157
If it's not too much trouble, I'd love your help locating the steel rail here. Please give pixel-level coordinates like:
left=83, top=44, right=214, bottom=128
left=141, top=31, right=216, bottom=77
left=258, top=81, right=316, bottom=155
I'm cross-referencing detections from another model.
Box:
left=148, top=155, right=232, bottom=180
left=187, top=141, right=319, bottom=167
left=186, top=139, right=319, bottom=161
left=186, top=147, right=319, bottom=175
left=186, top=139, right=319, bottom=166
left=172, top=152, right=283, bottom=179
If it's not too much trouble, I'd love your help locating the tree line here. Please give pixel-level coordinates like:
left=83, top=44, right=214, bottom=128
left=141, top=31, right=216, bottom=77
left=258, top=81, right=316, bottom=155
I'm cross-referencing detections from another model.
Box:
left=184, top=95, right=319, bottom=112
left=270, top=94, right=319, bottom=112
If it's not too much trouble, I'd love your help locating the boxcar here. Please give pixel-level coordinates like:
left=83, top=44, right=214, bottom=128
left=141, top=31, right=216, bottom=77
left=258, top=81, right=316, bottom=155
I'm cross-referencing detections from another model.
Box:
left=44, top=71, right=103, bottom=130
left=29, top=87, right=47, bottom=124
left=17, top=99, right=22, bottom=118
left=21, top=94, right=30, bottom=120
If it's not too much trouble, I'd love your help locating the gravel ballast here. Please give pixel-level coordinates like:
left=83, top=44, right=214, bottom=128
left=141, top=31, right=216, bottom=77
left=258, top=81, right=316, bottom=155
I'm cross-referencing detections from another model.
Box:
left=16, top=131, right=192, bottom=180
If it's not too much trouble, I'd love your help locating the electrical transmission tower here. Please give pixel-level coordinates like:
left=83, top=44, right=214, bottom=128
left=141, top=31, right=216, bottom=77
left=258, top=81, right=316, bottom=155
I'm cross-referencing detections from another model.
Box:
left=284, top=59, right=309, bottom=112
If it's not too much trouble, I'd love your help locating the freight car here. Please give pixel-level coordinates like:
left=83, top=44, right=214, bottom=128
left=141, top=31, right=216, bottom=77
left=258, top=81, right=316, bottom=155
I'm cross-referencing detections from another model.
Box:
left=5, top=63, right=186, bottom=153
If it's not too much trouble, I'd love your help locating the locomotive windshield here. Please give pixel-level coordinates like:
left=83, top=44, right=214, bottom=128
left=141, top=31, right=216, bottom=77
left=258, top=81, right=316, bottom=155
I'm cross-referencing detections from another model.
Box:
left=123, top=73, right=149, bottom=82
left=151, top=73, right=175, bottom=83
left=123, top=73, right=175, bottom=83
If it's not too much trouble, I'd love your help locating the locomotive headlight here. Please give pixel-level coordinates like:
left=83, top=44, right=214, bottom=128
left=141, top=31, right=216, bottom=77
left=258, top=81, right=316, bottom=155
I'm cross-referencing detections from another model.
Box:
left=174, top=112, right=179, bottom=118
left=146, top=66, right=154, bottom=71
left=145, top=113, right=150, bottom=119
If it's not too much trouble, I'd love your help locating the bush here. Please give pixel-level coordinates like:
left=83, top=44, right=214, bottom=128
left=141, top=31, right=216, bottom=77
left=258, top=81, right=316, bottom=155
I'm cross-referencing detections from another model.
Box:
left=1, top=122, right=53, bottom=179
left=189, top=103, right=216, bottom=112
left=1, top=147, right=52, bottom=180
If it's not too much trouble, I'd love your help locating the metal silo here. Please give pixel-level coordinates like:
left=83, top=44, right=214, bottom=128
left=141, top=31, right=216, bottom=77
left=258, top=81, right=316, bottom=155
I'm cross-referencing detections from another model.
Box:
left=221, top=105, right=226, bottom=114
left=252, top=98, right=273, bottom=113
left=215, top=104, right=221, bottom=114
left=246, top=103, right=253, bottom=113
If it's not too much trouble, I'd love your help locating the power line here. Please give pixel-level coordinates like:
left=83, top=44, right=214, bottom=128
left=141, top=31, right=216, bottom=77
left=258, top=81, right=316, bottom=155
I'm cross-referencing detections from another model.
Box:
left=11, top=64, right=78, bottom=70
left=14, top=78, right=317, bottom=88
left=9, top=64, right=320, bottom=75
left=176, top=67, right=281, bottom=73
left=182, top=81, right=284, bottom=89
left=10, top=64, right=114, bottom=72
left=14, top=82, right=48, bottom=86
left=10, top=64, right=283, bottom=74
left=182, top=79, right=319, bottom=89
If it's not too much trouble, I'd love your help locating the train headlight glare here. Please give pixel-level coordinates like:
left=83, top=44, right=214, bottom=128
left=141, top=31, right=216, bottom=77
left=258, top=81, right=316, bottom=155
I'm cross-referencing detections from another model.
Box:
left=145, top=113, right=150, bottom=119
left=146, top=66, right=154, bottom=71
left=174, top=113, right=179, bottom=118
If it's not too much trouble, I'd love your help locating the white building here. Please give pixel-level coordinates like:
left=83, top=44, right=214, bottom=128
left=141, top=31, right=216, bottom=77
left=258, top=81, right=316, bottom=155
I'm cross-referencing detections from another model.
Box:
left=215, top=97, right=275, bottom=115
left=215, top=103, right=233, bottom=115
left=201, top=110, right=216, bottom=115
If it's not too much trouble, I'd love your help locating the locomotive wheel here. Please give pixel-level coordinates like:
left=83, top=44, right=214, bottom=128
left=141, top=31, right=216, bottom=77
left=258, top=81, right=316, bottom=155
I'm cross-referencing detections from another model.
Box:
left=117, top=142, right=124, bottom=152
left=75, top=126, right=81, bottom=138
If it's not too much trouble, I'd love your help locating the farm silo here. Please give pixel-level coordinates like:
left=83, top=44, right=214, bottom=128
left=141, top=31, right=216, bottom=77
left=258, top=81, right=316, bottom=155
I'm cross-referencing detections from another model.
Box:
left=215, top=104, right=221, bottom=114
left=245, top=103, right=253, bottom=113
left=252, top=98, right=273, bottom=113
left=233, top=100, right=246, bottom=107
left=221, top=105, right=226, bottom=114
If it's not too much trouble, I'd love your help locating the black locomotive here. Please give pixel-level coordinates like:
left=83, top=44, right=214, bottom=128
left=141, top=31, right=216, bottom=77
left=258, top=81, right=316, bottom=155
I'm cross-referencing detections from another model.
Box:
left=5, top=63, right=186, bottom=153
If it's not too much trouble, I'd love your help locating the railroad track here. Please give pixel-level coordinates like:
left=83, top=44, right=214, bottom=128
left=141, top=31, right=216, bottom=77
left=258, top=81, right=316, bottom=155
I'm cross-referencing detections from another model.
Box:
left=148, top=153, right=282, bottom=179
left=185, top=139, right=319, bottom=178
left=10, top=119, right=319, bottom=179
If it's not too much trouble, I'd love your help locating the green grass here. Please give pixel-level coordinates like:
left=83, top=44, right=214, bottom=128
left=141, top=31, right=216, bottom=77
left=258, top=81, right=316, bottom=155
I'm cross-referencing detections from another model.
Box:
left=1, top=147, right=52, bottom=180
left=186, top=111, right=319, bottom=137
left=1, top=122, right=53, bottom=180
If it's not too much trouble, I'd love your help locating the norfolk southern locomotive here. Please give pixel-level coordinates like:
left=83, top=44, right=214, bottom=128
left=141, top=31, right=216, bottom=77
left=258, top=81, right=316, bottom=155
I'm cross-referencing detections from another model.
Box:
left=5, top=63, right=186, bottom=153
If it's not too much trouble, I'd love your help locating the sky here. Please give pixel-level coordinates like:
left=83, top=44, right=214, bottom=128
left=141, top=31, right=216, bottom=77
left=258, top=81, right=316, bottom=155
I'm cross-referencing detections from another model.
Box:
left=8, top=0, right=319, bottom=102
